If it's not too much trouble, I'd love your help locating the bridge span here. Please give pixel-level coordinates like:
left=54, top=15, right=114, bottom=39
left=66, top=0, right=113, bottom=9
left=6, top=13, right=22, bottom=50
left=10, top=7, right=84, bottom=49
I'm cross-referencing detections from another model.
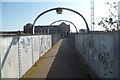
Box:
left=1, top=31, right=120, bottom=79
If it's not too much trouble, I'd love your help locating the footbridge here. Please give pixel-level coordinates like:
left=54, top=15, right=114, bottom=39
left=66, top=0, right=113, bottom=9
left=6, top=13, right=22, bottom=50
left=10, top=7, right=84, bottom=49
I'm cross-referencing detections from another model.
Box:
left=1, top=32, right=120, bottom=79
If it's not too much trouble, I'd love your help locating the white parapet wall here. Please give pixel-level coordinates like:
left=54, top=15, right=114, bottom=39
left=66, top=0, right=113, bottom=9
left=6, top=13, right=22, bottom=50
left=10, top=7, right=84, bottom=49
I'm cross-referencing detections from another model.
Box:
left=1, top=36, right=19, bottom=78
left=0, top=35, right=54, bottom=78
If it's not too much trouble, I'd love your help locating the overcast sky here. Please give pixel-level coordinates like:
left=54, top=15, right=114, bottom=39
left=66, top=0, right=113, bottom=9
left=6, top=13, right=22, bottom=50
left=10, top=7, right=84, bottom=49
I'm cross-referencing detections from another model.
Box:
left=0, top=0, right=119, bottom=32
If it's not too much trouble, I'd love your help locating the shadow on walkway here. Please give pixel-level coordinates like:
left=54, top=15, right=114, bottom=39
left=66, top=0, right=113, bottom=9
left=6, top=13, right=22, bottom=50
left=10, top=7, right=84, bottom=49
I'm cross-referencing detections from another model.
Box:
left=46, top=39, right=91, bottom=78
left=22, top=39, right=93, bottom=79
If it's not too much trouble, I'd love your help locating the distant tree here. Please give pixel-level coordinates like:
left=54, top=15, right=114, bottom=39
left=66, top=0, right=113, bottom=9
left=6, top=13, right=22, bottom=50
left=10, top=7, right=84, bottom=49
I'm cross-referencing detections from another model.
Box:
left=98, top=2, right=119, bottom=31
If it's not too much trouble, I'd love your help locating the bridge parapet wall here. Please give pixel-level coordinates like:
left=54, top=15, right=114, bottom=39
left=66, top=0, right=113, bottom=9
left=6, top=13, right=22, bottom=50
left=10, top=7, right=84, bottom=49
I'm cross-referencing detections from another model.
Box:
left=68, top=33, right=75, bottom=48
left=74, top=32, right=120, bottom=78
left=0, top=34, right=60, bottom=78
left=51, top=34, right=61, bottom=46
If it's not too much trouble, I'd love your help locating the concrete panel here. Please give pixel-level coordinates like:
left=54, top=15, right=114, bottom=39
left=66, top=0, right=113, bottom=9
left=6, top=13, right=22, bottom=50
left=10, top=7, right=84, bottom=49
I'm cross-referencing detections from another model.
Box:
left=118, top=32, right=120, bottom=77
left=92, top=35, right=100, bottom=76
left=31, top=35, right=39, bottom=64
left=113, top=32, right=119, bottom=78
left=73, top=32, right=119, bottom=78
left=68, top=33, right=75, bottom=48
left=0, top=37, right=1, bottom=79
left=34, top=35, right=51, bottom=58
left=1, top=36, right=19, bottom=78
left=43, top=35, right=49, bottom=53
left=99, top=34, right=114, bottom=78
left=39, top=35, right=47, bottom=57
left=1, top=34, right=59, bottom=78
left=44, top=35, right=52, bottom=52
left=18, top=36, right=32, bottom=78
left=51, top=34, right=61, bottom=46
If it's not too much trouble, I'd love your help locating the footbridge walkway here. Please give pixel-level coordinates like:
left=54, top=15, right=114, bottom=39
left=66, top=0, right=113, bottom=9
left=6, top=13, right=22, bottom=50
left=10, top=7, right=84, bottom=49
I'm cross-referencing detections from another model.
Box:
left=1, top=32, right=120, bottom=79
left=22, top=39, right=93, bottom=78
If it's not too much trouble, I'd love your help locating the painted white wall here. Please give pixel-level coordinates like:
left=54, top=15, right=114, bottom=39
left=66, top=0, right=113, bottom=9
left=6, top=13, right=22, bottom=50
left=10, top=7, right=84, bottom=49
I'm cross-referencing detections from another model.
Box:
left=0, top=35, right=55, bottom=78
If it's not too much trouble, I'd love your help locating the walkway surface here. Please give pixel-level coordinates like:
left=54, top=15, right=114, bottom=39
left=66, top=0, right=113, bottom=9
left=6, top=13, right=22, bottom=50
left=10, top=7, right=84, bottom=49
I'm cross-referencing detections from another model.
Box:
left=22, top=39, right=92, bottom=79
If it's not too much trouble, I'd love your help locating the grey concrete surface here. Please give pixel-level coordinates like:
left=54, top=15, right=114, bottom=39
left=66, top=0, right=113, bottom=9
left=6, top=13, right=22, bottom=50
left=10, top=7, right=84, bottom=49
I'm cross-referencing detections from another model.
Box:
left=46, top=39, right=91, bottom=78
left=73, top=32, right=120, bottom=78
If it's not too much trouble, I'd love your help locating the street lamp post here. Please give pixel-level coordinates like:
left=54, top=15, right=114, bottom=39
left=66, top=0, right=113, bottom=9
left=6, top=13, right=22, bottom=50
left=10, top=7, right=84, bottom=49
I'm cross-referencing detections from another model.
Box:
left=32, top=7, right=90, bottom=34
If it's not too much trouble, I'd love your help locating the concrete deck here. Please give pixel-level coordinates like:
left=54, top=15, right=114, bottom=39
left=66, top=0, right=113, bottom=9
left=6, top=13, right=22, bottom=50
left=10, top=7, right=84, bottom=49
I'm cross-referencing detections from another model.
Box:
left=22, top=39, right=92, bottom=78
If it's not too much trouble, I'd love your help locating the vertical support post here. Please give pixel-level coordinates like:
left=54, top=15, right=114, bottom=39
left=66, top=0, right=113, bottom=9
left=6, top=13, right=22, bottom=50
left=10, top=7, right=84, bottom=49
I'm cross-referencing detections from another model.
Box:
left=31, top=36, right=34, bottom=65
left=18, top=36, right=22, bottom=78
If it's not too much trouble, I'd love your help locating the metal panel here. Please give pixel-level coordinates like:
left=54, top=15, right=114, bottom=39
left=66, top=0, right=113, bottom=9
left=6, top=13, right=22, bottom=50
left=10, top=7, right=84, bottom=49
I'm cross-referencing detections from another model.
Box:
left=1, top=36, right=19, bottom=78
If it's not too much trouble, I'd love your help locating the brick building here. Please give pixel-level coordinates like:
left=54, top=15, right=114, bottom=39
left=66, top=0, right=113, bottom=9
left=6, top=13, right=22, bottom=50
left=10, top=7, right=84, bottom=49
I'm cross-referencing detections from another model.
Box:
left=24, top=22, right=70, bottom=37
left=23, top=23, right=33, bottom=34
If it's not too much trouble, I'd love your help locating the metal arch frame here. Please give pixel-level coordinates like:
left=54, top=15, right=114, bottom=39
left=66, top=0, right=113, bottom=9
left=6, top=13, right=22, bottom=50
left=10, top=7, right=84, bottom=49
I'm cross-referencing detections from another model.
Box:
left=32, top=7, right=90, bottom=34
left=49, top=20, right=78, bottom=33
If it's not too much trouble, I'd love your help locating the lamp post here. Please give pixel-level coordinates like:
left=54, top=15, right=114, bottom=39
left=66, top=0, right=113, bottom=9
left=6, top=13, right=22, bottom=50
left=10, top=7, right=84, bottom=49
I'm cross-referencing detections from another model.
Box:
left=32, top=7, right=90, bottom=34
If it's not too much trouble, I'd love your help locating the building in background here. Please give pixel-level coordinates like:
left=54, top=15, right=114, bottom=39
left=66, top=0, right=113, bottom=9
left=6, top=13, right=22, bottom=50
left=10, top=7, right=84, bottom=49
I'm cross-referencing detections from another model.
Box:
left=24, top=22, right=70, bottom=37
left=23, top=23, right=33, bottom=34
